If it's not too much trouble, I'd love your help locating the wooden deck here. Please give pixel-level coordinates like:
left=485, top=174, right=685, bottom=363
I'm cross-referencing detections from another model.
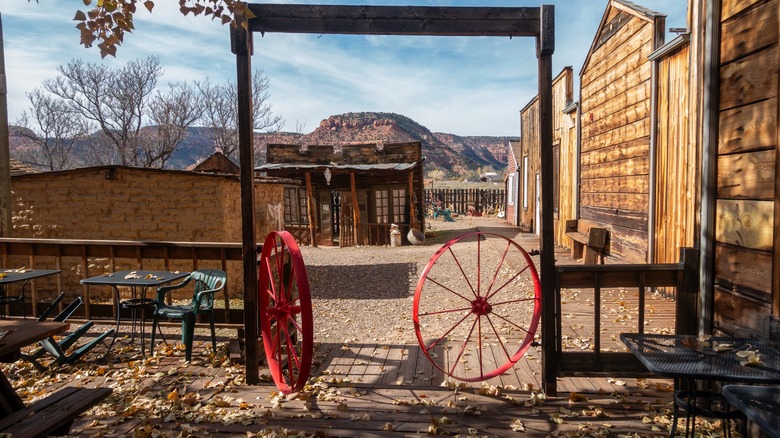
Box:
left=24, top=335, right=679, bottom=437
left=1, top=221, right=708, bottom=436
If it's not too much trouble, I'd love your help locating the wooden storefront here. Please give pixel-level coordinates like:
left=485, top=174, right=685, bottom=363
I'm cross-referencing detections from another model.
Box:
left=708, top=0, right=779, bottom=339
left=578, top=0, right=665, bottom=263
left=258, top=142, right=425, bottom=247
left=512, top=68, right=577, bottom=248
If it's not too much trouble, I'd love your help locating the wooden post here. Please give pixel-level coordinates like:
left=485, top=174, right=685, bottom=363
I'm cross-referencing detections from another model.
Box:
left=417, top=161, right=425, bottom=232
left=408, top=171, right=416, bottom=229
left=537, top=4, right=557, bottom=397
left=0, top=14, right=12, bottom=238
left=698, top=0, right=720, bottom=335
left=677, top=247, right=700, bottom=335
left=305, top=172, right=318, bottom=248
left=350, top=172, right=359, bottom=245
left=231, top=13, right=259, bottom=385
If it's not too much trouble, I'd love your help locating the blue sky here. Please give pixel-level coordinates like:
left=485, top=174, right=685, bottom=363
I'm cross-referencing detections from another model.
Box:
left=1, top=1, right=687, bottom=136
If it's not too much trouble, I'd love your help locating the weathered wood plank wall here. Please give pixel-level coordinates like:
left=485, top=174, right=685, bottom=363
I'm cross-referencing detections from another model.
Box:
left=516, top=68, right=575, bottom=243
left=714, top=0, right=779, bottom=336
left=654, top=44, right=699, bottom=266
left=579, top=3, right=664, bottom=262
left=518, top=97, right=539, bottom=233
left=553, top=69, right=577, bottom=247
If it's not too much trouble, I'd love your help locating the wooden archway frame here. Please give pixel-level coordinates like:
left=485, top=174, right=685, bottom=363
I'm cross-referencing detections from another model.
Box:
left=233, top=3, right=558, bottom=394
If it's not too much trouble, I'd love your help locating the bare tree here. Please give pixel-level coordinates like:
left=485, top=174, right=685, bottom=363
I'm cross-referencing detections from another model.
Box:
left=197, top=70, right=283, bottom=162
left=139, top=82, right=205, bottom=168
left=44, top=56, right=163, bottom=166
left=13, top=89, right=90, bottom=171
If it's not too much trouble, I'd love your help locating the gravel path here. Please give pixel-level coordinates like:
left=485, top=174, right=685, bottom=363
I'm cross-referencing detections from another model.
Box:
left=301, top=217, right=541, bottom=347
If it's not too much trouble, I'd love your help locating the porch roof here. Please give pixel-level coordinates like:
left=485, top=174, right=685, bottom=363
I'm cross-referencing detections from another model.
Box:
left=256, top=162, right=418, bottom=172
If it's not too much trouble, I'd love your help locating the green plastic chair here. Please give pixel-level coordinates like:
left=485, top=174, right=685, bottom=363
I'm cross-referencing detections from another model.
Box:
left=149, top=269, right=226, bottom=361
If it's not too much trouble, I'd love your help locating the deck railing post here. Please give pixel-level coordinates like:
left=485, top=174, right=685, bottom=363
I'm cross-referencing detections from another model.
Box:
left=677, top=247, right=700, bottom=335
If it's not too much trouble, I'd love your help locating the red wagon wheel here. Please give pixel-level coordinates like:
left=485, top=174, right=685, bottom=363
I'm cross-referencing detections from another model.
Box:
left=413, top=232, right=541, bottom=382
left=258, top=230, right=313, bottom=394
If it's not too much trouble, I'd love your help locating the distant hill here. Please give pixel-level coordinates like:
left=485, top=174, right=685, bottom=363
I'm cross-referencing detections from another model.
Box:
left=9, top=112, right=516, bottom=176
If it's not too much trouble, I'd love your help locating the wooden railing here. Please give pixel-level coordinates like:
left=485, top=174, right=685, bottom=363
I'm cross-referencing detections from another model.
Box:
left=0, top=238, right=251, bottom=327
left=544, top=247, right=698, bottom=393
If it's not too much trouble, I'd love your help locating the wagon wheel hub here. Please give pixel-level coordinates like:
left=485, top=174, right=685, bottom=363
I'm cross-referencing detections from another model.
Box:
left=267, top=303, right=302, bottom=319
left=471, top=297, right=493, bottom=316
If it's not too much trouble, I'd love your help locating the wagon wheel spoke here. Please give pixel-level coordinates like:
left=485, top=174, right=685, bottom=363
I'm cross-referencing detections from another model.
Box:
left=484, top=314, right=515, bottom=363
left=423, top=277, right=475, bottom=304
left=485, top=264, right=531, bottom=302
left=414, top=232, right=541, bottom=382
left=448, top=315, right=480, bottom=377
left=489, top=309, right=535, bottom=335
left=484, top=239, right=512, bottom=298
left=423, top=310, right=475, bottom=352
left=447, top=247, right=479, bottom=299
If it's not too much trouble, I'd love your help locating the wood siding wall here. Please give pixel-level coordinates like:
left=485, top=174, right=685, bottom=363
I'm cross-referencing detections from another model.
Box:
left=654, top=44, right=700, bottom=264
left=579, top=7, right=661, bottom=262
left=714, top=0, right=779, bottom=336
left=517, top=68, right=575, bottom=243
left=556, top=70, right=578, bottom=248
left=518, top=97, right=539, bottom=232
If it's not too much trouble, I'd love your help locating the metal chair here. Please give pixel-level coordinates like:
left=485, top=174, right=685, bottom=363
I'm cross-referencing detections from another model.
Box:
left=21, top=293, right=115, bottom=370
left=149, top=270, right=226, bottom=361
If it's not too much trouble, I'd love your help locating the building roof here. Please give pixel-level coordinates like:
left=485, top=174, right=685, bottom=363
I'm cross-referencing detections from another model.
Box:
left=188, top=151, right=240, bottom=174
left=9, top=159, right=39, bottom=176
left=580, top=0, right=666, bottom=76
left=10, top=164, right=296, bottom=185
left=257, top=162, right=417, bottom=172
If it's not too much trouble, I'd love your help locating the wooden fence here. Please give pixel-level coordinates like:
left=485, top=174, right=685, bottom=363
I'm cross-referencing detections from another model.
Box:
left=424, top=188, right=505, bottom=216
left=0, top=238, right=249, bottom=327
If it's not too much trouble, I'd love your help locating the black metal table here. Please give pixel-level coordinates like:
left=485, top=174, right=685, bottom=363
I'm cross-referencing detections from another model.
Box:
left=722, top=385, right=780, bottom=438
left=621, top=333, right=780, bottom=437
left=81, top=270, right=189, bottom=357
left=0, top=269, right=61, bottom=319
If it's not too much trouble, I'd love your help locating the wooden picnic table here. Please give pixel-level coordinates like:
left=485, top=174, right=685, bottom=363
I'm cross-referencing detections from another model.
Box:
left=0, top=319, right=112, bottom=438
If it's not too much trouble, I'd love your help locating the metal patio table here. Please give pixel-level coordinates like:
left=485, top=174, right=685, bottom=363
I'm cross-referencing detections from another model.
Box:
left=81, top=270, right=189, bottom=357
left=722, top=384, right=780, bottom=438
left=0, top=269, right=61, bottom=319
left=621, top=333, right=780, bottom=437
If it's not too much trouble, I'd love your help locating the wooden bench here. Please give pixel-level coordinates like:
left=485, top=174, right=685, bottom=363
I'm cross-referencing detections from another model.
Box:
left=0, top=385, right=112, bottom=438
left=565, top=220, right=609, bottom=264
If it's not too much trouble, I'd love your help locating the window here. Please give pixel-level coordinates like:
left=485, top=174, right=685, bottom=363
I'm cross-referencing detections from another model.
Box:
left=507, top=173, right=515, bottom=206
left=375, top=189, right=390, bottom=224
left=392, top=189, right=407, bottom=223
left=283, top=187, right=309, bottom=224
left=522, top=156, right=529, bottom=210
left=374, top=188, right=407, bottom=224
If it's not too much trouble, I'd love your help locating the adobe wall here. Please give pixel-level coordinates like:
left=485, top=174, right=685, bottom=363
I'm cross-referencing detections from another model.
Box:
left=9, top=167, right=284, bottom=299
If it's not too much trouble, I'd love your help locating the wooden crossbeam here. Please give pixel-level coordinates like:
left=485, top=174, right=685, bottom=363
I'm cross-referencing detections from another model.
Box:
left=247, top=4, right=541, bottom=37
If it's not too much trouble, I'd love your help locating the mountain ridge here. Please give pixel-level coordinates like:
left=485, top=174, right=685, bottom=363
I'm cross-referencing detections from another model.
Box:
left=10, top=112, right=515, bottom=176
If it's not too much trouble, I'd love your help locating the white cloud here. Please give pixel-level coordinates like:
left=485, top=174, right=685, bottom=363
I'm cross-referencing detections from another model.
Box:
left=1, top=0, right=689, bottom=136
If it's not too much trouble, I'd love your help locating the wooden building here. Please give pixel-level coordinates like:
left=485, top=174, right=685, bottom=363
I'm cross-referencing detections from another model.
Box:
left=508, top=67, right=577, bottom=248
left=257, top=141, right=425, bottom=247
left=505, top=140, right=522, bottom=226
left=578, top=0, right=666, bottom=263
left=188, top=151, right=240, bottom=175
left=698, top=0, right=779, bottom=339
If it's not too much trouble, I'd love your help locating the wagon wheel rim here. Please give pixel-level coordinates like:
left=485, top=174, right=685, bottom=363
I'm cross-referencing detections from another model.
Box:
left=413, top=232, right=541, bottom=382
left=259, top=230, right=313, bottom=394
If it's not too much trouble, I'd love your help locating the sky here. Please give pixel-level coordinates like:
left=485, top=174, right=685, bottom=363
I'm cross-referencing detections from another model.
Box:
left=1, top=1, right=688, bottom=137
